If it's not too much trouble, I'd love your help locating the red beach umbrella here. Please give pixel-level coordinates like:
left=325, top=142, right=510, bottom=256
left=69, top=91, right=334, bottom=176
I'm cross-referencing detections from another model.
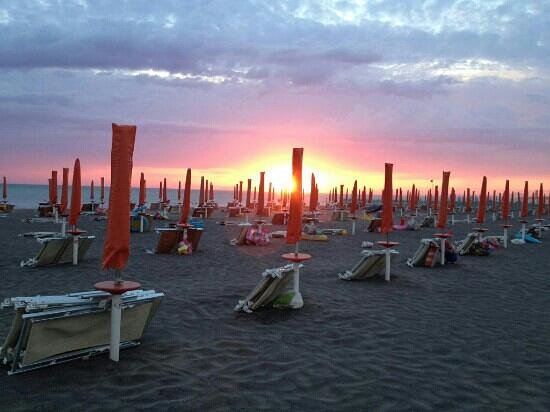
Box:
left=199, top=176, right=205, bottom=206
left=239, top=181, right=243, bottom=203
left=90, top=179, right=95, bottom=201
left=268, top=182, right=272, bottom=203
left=351, top=180, right=358, bottom=215
left=502, top=180, right=510, bottom=221
left=449, top=187, right=456, bottom=212
left=162, top=178, right=167, bottom=203
left=246, top=179, right=252, bottom=208
left=180, top=168, right=192, bottom=225
left=309, top=173, right=316, bottom=212
left=2, top=176, right=6, bottom=201
left=51, top=170, right=58, bottom=204
left=286, top=148, right=304, bottom=244
left=466, top=188, right=471, bottom=212
left=521, top=181, right=529, bottom=218
left=362, top=186, right=366, bottom=205
left=257, top=172, right=265, bottom=216
left=381, top=163, right=393, bottom=234
left=177, top=181, right=181, bottom=202
left=476, top=176, right=488, bottom=224
left=100, top=177, right=105, bottom=203
left=69, top=159, right=81, bottom=226
left=205, top=179, right=209, bottom=202
left=433, top=185, right=439, bottom=211
left=139, top=173, right=146, bottom=206
left=537, top=183, right=544, bottom=218
left=209, top=183, right=214, bottom=201
left=158, top=181, right=162, bottom=201
left=60, top=168, right=69, bottom=214
left=410, top=184, right=416, bottom=211
left=437, top=171, right=450, bottom=229
left=339, top=185, right=344, bottom=208
left=102, top=124, right=136, bottom=271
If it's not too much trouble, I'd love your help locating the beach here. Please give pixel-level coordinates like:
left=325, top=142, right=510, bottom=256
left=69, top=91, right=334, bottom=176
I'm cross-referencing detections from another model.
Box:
left=1, top=208, right=549, bottom=411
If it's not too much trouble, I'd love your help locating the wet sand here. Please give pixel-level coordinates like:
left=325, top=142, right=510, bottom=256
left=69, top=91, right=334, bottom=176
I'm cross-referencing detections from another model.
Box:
left=1, top=209, right=549, bottom=411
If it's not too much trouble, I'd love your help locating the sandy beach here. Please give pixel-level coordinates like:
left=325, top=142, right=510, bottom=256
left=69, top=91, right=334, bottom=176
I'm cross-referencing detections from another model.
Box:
left=1, top=208, right=549, bottom=410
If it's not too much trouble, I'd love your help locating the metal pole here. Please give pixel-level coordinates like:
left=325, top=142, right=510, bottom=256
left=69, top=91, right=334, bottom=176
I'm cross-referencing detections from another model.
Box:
left=72, top=235, right=79, bottom=265
left=110, top=294, right=122, bottom=362
left=385, top=249, right=391, bottom=282
left=440, top=238, right=445, bottom=266
left=503, top=228, right=508, bottom=248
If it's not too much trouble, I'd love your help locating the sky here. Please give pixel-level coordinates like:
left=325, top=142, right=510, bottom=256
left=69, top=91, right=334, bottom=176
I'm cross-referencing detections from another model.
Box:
left=0, top=0, right=549, bottom=193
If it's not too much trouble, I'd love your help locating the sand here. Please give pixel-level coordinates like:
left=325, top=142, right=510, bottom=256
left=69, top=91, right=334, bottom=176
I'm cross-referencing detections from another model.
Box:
left=1, top=209, right=549, bottom=411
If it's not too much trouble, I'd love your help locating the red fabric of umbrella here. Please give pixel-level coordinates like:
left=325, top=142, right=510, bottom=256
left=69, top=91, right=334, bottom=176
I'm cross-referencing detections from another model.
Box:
left=502, top=180, right=510, bottom=221
left=60, top=168, right=69, bottom=214
left=381, top=163, right=393, bottom=234
left=257, top=172, right=265, bottom=215
left=102, top=124, right=136, bottom=271
left=286, top=148, right=303, bottom=244
left=180, top=168, right=192, bottom=225
left=69, top=159, right=81, bottom=226
left=521, top=181, right=529, bottom=218
left=437, top=171, right=450, bottom=229
left=351, top=180, right=358, bottom=215
left=476, top=176, right=488, bottom=224
left=537, top=183, right=544, bottom=218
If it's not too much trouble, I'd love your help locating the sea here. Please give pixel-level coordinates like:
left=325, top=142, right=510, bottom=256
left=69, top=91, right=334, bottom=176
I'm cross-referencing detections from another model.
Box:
left=2, top=184, right=238, bottom=209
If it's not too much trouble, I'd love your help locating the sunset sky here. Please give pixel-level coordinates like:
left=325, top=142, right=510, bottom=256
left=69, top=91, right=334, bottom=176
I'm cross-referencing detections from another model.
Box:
left=1, top=1, right=548, bottom=192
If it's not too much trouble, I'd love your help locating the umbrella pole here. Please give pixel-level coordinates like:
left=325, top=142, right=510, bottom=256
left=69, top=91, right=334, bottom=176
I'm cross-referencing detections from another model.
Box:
left=72, top=226, right=79, bottom=265
left=54, top=206, right=59, bottom=223
left=351, top=217, right=356, bottom=235
left=503, top=227, right=509, bottom=248
left=384, top=233, right=391, bottom=282
left=521, top=223, right=526, bottom=241
left=61, top=218, right=66, bottom=237
left=110, top=293, right=122, bottom=362
left=139, top=215, right=144, bottom=233
left=292, top=242, right=303, bottom=308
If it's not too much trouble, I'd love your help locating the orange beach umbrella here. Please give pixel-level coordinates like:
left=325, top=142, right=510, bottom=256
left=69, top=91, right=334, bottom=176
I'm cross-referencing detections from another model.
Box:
left=102, top=124, right=136, bottom=271
left=537, top=183, right=544, bottom=218
left=60, top=168, right=69, bottom=214
left=437, top=171, right=450, bottom=229
left=199, top=176, right=205, bottom=206
left=180, top=168, right=192, bottom=225
left=100, top=177, right=105, bottom=203
left=2, top=176, right=6, bottom=200
left=381, top=163, right=393, bottom=234
left=246, top=179, right=252, bottom=208
left=477, top=176, right=488, bottom=224
left=69, top=159, right=81, bottom=226
left=521, top=181, right=529, bottom=218
left=502, top=180, right=510, bottom=221
left=257, top=172, right=265, bottom=215
left=138, top=173, right=146, bottom=206
left=286, top=148, right=303, bottom=244
left=351, top=180, right=358, bottom=215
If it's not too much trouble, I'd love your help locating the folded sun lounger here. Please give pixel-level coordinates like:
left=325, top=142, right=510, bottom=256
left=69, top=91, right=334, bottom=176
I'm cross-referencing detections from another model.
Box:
left=20, top=235, right=95, bottom=267
left=234, top=264, right=299, bottom=313
left=338, top=250, right=389, bottom=280
left=0, top=289, right=163, bottom=374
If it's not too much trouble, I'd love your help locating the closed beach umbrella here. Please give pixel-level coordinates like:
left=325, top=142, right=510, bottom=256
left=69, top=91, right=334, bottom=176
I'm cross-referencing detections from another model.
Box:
left=69, top=159, right=81, bottom=226
left=502, top=180, right=510, bottom=221
left=205, top=179, right=209, bottom=202
left=268, top=182, right=272, bottom=203
left=199, top=176, right=205, bottom=206
left=158, top=181, right=162, bottom=201
left=286, top=148, right=303, bottom=244
left=433, top=185, right=439, bottom=211
left=381, top=163, right=393, bottom=234
left=537, top=183, right=544, bottom=218
left=246, top=179, right=252, bottom=208
left=309, top=173, right=316, bottom=212
left=239, top=181, right=243, bottom=203
left=437, top=171, right=450, bottom=229
left=162, top=178, right=167, bottom=203
left=351, top=180, right=358, bottom=215
left=521, top=181, right=529, bottom=218
left=209, top=182, right=214, bottom=201
left=180, top=168, right=192, bottom=225
left=410, top=184, right=416, bottom=211
left=138, top=173, right=146, bottom=206
left=450, top=188, right=456, bottom=212
left=51, top=170, right=58, bottom=204
left=90, top=179, right=95, bottom=201
left=257, top=172, right=265, bottom=215
left=102, top=124, right=136, bottom=270
left=60, top=167, right=69, bottom=214
left=477, top=176, right=488, bottom=224
left=100, top=177, right=105, bottom=204
left=2, top=176, right=6, bottom=201
left=339, top=185, right=344, bottom=208
left=177, top=181, right=181, bottom=202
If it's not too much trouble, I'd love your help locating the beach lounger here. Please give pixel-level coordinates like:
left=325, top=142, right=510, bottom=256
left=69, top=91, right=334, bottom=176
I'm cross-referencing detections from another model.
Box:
left=20, top=235, right=95, bottom=267
left=455, top=233, right=478, bottom=255
left=130, top=214, right=154, bottom=232
left=338, top=250, right=388, bottom=280
left=234, top=264, right=298, bottom=313
left=406, top=239, right=440, bottom=267
left=148, top=227, right=204, bottom=254
left=0, top=289, right=163, bottom=374
left=420, top=216, right=435, bottom=228
left=320, top=228, right=348, bottom=236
